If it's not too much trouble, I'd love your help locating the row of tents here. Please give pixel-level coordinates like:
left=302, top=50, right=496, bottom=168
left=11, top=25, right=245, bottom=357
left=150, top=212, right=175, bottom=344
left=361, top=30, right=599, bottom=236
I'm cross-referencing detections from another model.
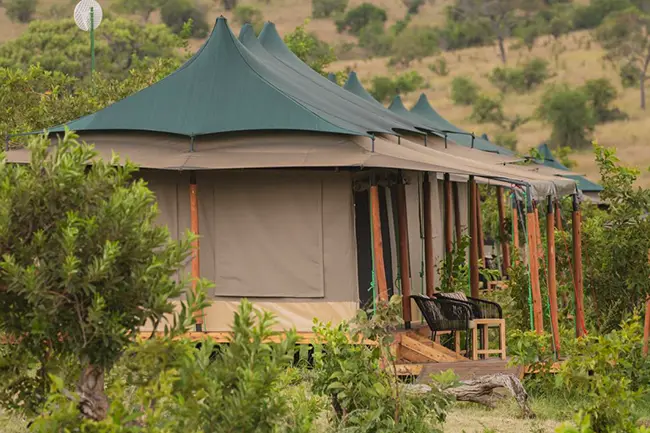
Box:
left=5, top=17, right=600, bottom=333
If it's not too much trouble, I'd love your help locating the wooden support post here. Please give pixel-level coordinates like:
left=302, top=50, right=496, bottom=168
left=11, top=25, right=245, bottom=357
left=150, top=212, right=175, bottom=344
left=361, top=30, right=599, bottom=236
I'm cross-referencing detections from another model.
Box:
left=190, top=174, right=203, bottom=331
left=534, top=204, right=543, bottom=259
left=469, top=176, right=480, bottom=298
left=423, top=173, right=435, bottom=296
left=572, top=194, right=587, bottom=338
left=444, top=173, right=453, bottom=255
left=497, top=186, right=511, bottom=274
left=554, top=200, right=563, bottom=231
left=453, top=182, right=462, bottom=244
left=475, top=182, right=485, bottom=264
left=527, top=206, right=544, bottom=334
left=643, top=296, right=650, bottom=356
left=396, top=180, right=412, bottom=328
left=546, top=196, right=561, bottom=356
left=512, top=196, right=520, bottom=258
left=371, top=185, right=389, bottom=302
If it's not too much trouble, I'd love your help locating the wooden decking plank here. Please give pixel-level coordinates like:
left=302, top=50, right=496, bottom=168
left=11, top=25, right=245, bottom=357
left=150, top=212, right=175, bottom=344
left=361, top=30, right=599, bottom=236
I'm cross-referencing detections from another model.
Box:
left=400, top=335, right=459, bottom=362
left=405, top=331, right=468, bottom=361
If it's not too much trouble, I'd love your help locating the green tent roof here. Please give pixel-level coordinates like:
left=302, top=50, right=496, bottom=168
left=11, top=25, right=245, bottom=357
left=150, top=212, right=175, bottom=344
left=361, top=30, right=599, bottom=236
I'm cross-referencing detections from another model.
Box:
left=257, top=23, right=428, bottom=136
left=343, top=72, right=382, bottom=106
left=327, top=73, right=337, bottom=83
left=46, top=18, right=411, bottom=138
left=387, top=96, right=438, bottom=134
left=410, top=94, right=514, bottom=156
left=536, top=143, right=603, bottom=193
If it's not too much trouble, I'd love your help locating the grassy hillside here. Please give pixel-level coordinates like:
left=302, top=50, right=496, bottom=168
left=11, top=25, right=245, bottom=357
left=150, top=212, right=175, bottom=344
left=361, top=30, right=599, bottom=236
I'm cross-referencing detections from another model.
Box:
left=1, top=0, right=648, bottom=185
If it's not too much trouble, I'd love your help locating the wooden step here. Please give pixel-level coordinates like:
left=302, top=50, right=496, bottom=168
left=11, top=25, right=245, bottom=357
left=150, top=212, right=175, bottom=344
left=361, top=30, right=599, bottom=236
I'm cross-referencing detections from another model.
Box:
left=413, top=358, right=524, bottom=382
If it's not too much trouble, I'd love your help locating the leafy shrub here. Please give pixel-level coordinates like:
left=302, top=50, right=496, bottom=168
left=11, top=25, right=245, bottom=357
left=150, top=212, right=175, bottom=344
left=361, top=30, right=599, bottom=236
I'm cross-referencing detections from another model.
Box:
left=369, top=71, right=427, bottom=103
left=4, top=0, right=37, bottom=23
left=489, top=58, right=551, bottom=93
left=311, top=0, right=348, bottom=18
left=160, top=0, right=209, bottom=37
left=358, top=20, right=394, bottom=56
left=233, top=5, right=264, bottom=33
left=620, top=62, right=640, bottom=88
left=494, top=131, right=518, bottom=151
left=403, top=0, right=427, bottom=15
left=429, top=57, right=449, bottom=76
left=389, top=25, right=439, bottom=66
left=336, top=3, right=387, bottom=35
left=582, top=77, right=627, bottom=123
left=537, top=84, right=595, bottom=148
left=572, top=0, right=632, bottom=30
left=470, top=94, right=505, bottom=126
left=436, top=5, right=494, bottom=50
left=285, top=22, right=336, bottom=75
left=450, top=76, right=479, bottom=105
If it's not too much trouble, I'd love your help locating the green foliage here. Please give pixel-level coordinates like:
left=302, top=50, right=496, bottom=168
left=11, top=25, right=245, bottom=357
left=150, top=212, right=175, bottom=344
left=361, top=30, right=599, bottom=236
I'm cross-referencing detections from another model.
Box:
left=572, top=0, right=633, bottom=30
left=0, top=18, right=184, bottom=80
left=494, top=131, right=518, bottom=151
left=312, top=296, right=452, bottom=432
left=437, top=236, right=470, bottom=294
left=582, top=78, right=627, bottom=123
left=470, top=94, right=505, bottom=126
left=450, top=76, right=479, bottom=106
left=389, top=25, right=439, bottom=67
left=437, top=5, right=495, bottom=50
left=311, top=0, right=348, bottom=18
left=233, top=5, right=264, bottom=33
left=368, top=71, right=427, bottom=103
left=403, top=0, right=429, bottom=15
left=160, top=0, right=209, bottom=37
left=555, top=145, right=576, bottom=169
left=557, top=413, right=650, bottom=433
left=620, top=61, right=641, bottom=88
left=489, top=58, right=552, bottom=94
left=284, top=21, right=336, bottom=75
left=428, top=57, right=449, bottom=76
left=111, top=0, right=164, bottom=22
left=336, top=3, right=387, bottom=36
left=4, top=0, right=37, bottom=23
left=537, top=84, right=595, bottom=148
left=358, top=20, right=394, bottom=56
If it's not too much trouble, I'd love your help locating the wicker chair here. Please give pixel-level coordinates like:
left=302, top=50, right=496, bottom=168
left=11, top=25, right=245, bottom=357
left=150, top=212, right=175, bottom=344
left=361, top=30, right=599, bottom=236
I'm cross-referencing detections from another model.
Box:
left=434, top=292, right=503, bottom=319
left=411, top=294, right=473, bottom=356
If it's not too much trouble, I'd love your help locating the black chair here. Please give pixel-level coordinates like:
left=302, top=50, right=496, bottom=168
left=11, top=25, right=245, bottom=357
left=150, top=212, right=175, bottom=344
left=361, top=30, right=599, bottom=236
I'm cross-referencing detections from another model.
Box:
left=411, top=294, right=473, bottom=356
left=434, top=292, right=503, bottom=319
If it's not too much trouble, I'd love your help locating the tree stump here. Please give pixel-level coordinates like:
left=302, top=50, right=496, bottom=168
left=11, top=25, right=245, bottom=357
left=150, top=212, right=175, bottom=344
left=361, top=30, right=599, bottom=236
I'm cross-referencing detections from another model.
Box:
left=405, top=373, right=535, bottom=418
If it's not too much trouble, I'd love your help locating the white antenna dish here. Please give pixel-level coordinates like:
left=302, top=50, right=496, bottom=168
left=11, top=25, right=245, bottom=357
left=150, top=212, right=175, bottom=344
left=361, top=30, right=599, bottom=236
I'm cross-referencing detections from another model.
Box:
left=74, top=0, right=103, bottom=32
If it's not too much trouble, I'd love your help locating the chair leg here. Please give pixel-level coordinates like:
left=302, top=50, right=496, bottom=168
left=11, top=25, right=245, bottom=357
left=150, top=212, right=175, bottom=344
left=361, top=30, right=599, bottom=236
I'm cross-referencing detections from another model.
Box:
left=454, top=331, right=461, bottom=354
left=500, top=321, right=507, bottom=360
left=481, top=324, right=489, bottom=359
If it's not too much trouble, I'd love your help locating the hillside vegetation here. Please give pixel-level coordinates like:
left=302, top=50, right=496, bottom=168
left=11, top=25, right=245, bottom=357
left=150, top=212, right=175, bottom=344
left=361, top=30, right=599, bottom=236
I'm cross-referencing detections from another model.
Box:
left=1, top=0, right=650, bottom=184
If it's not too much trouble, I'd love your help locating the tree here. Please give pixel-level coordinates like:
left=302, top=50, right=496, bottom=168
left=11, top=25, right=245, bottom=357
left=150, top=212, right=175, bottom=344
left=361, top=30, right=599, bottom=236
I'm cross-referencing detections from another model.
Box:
left=389, top=25, right=439, bottom=66
left=221, top=0, right=238, bottom=10
left=450, top=75, right=480, bottom=105
left=160, top=0, right=209, bottom=37
left=537, top=84, right=595, bottom=148
left=0, top=131, right=208, bottom=420
left=0, top=18, right=184, bottom=80
left=111, top=0, right=164, bottom=23
left=582, top=77, right=627, bottom=123
left=336, top=3, right=387, bottom=35
left=233, top=5, right=264, bottom=33
left=596, top=8, right=650, bottom=109
left=311, top=0, right=348, bottom=18
left=4, top=0, right=37, bottom=23
left=284, top=21, right=336, bottom=74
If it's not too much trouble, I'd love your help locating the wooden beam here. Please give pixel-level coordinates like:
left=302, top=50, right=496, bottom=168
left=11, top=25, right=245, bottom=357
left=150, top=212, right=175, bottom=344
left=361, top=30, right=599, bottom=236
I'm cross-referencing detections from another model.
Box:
left=444, top=173, right=453, bottom=255
left=371, top=185, right=389, bottom=302
left=396, top=180, right=412, bottom=327
left=469, top=176, right=480, bottom=298
left=423, top=173, right=435, bottom=296
left=475, top=182, right=485, bottom=264
left=453, top=181, right=462, bottom=245
left=572, top=194, right=587, bottom=338
left=546, top=197, right=561, bottom=356
left=496, top=186, right=511, bottom=274
left=190, top=175, right=203, bottom=330
left=527, top=209, right=544, bottom=334
left=400, top=335, right=459, bottom=362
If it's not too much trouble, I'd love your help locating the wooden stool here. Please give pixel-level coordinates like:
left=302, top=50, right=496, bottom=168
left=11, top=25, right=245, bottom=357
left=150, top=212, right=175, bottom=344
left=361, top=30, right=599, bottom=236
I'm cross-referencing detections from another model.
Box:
left=470, top=318, right=506, bottom=360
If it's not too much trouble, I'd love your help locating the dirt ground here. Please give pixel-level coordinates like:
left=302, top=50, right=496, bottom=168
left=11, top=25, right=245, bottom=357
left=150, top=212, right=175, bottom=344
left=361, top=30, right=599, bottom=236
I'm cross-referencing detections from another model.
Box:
left=444, top=402, right=562, bottom=433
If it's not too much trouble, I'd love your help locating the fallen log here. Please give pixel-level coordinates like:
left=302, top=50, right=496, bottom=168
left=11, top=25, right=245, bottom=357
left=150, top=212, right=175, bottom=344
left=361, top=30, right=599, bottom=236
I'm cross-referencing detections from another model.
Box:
left=405, top=373, right=534, bottom=418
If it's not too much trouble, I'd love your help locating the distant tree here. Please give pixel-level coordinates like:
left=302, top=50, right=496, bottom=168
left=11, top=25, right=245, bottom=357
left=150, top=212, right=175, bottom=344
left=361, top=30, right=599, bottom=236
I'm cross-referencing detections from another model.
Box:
left=0, top=131, right=208, bottom=420
left=596, top=8, right=650, bottom=109
left=537, top=84, right=595, bottom=148
left=336, top=3, right=387, bottom=35
left=311, top=0, right=348, bottom=18
left=0, top=19, right=184, bottom=80
left=402, top=0, right=431, bottom=15
left=582, top=77, right=627, bottom=122
left=221, top=0, right=238, bottom=10
left=470, top=94, right=505, bottom=125
left=389, top=25, right=439, bottom=66
left=358, top=20, right=394, bottom=56
left=284, top=21, right=336, bottom=74
left=369, top=71, right=427, bottom=102
left=161, top=0, right=209, bottom=37
left=451, top=76, right=480, bottom=105
left=4, top=0, right=38, bottom=23
left=233, top=5, right=264, bottom=33
left=112, top=0, right=164, bottom=23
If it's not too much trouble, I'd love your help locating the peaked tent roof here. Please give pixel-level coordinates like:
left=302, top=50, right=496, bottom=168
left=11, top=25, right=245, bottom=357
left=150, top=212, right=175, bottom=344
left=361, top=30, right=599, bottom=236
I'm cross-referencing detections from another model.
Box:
left=411, top=94, right=514, bottom=156
left=344, top=72, right=382, bottom=106
left=257, top=22, right=433, bottom=136
left=536, top=143, right=603, bottom=193
left=327, top=73, right=337, bottom=83
left=43, top=18, right=406, bottom=138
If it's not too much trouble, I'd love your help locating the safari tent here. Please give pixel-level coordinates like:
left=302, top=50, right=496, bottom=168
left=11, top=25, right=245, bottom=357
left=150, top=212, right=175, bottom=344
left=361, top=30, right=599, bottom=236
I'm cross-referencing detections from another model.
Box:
left=6, top=17, right=582, bottom=350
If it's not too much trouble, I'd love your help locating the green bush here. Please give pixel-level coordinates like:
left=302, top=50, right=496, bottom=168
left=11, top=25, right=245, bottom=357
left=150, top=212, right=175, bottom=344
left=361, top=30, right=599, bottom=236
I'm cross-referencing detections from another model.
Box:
left=4, top=0, right=37, bottom=23
left=428, top=57, right=449, bottom=76
left=436, top=5, right=495, bottom=50
left=489, top=58, right=551, bottom=93
left=620, top=62, right=640, bottom=88
left=572, top=0, right=633, bottom=30
left=389, top=25, right=439, bottom=66
left=494, top=131, right=518, bottom=151
left=537, top=84, right=595, bottom=148
left=284, top=22, right=336, bottom=75
left=582, top=77, right=627, bottom=123
left=233, top=5, right=264, bottom=33
left=403, top=0, right=427, bottom=15
left=336, top=3, right=387, bottom=35
left=311, top=0, right=348, bottom=18
left=450, top=76, right=479, bottom=105
left=369, top=71, right=427, bottom=103
left=160, top=0, right=209, bottom=37
left=470, top=94, right=505, bottom=126
left=358, top=20, right=394, bottom=56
